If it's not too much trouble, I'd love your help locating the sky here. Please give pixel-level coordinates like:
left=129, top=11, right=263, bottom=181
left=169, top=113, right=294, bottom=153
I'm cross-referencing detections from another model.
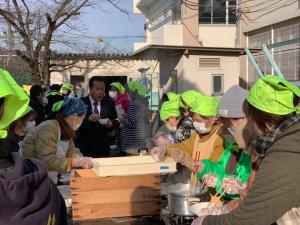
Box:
left=71, top=0, right=146, bottom=54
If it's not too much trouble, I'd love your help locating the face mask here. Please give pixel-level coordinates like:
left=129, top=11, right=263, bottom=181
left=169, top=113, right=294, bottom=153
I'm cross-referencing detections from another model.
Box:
left=227, top=127, right=235, bottom=137
left=166, top=123, right=177, bottom=133
left=193, top=121, right=211, bottom=134
left=62, top=90, right=69, bottom=95
left=72, top=121, right=83, bottom=131
left=109, top=91, right=118, bottom=99
left=24, top=121, right=36, bottom=133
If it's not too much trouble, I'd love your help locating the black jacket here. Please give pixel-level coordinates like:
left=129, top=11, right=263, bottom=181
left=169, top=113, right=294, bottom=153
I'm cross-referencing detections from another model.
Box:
left=29, top=97, right=45, bottom=125
left=0, top=153, right=67, bottom=225
left=75, top=95, right=117, bottom=157
left=0, top=132, right=22, bottom=159
left=46, top=93, right=64, bottom=116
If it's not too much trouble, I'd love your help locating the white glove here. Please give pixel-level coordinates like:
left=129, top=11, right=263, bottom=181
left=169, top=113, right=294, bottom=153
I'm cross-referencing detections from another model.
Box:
left=202, top=173, right=218, bottom=188
left=222, top=178, right=247, bottom=195
left=72, top=157, right=93, bottom=169
left=170, top=148, right=193, bottom=169
left=150, top=145, right=166, bottom=162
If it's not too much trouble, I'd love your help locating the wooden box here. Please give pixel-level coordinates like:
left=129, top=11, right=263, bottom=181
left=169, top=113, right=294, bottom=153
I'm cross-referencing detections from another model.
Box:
left=70, top=169, right=161, bottom=221
left=92, top=155, right=176, bottom=177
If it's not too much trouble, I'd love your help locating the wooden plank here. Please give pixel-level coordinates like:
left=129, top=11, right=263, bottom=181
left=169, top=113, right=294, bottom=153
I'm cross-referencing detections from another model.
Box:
left=72, top=188, right=161, bottom=204
left=74, top=169, right=97, bottom=177
left=92, top=156, right=176, bottom=177
left=73, top=201, right=161, bottom=221
left=93, top=161, right=176, bottom=177
left=70, top=174, right=160, bottom=192
left=92, top=155, right=158, bottom=165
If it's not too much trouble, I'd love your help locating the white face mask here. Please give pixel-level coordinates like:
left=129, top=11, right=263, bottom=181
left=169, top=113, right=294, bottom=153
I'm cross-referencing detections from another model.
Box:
left=24, top=121, right=36, bottom=133
left=166, top=123, right=177, bottom=133
left=193, top=121, right=211, bottom=134
left=109, top=91, right=118, bottom=99
left=227, top=127, right=235, bottom=136
left=72, top=121, right=83, bottom=131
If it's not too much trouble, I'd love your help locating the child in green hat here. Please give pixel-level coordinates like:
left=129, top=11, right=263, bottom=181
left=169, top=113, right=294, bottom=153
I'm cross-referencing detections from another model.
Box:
left=151, top=95, right=224, bottom=165
left=150, top=100, right=182, bottom=148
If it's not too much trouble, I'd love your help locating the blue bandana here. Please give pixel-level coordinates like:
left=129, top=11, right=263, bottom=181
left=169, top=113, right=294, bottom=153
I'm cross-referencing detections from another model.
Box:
left=61, top=98, right=87, bottom=117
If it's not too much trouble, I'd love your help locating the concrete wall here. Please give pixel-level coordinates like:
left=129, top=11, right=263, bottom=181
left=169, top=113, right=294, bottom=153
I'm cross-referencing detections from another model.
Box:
left=181, top=0, right=200, bottom=46
left=158, top=52, right=240, bottom=96
left=241, top=0, right=300, bottom=33
left=198, top=25, right=237, bottom=47
left=178, top=54, right=240, bottom=95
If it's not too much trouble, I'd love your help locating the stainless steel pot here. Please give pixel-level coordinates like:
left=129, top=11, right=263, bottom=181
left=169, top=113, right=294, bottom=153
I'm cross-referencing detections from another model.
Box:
left=167, top=183, right=208, bottom=216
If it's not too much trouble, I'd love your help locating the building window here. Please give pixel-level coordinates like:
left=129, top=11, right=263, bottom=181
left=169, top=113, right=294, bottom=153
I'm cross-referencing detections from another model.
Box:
left=199, top=0, right=236, bottom=24
left=274, top=22, right=300, bottom=43
left=212, top=74, right=224, bottom=95
left=248, top=28, right=272, bottom=48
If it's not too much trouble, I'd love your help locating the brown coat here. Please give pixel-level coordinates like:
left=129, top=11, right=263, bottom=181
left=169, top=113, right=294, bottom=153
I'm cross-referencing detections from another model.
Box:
left=22, top=120, right=81, bottom=172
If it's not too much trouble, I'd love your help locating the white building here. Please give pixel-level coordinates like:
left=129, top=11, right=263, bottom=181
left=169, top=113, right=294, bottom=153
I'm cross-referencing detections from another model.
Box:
left=133, top=0, right=300, bottom=95
left=132, top=0, right=258, bottom=97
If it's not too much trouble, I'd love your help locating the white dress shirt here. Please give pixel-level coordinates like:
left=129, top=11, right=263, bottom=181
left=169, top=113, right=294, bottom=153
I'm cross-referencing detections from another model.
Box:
left=89, top=95, right=101, bottom=114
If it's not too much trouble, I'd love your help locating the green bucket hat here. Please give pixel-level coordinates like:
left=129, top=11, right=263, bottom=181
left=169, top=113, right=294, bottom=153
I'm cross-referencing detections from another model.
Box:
left=111, top=82, right=125, bottom=94
left=166, top=92, right=180, bottom=101
left=128, top=81, right=148, bottom=97
left=61, top=83, right=74, bottom=92
left=191, top=95, right=220, bottom=117
left=0, top=68, right=29, bottom=138
left=247, top=75, right=300, bottom=115
left=180, top=90, right=202, bottom=108
left=160, top=100, right=181, bottom=121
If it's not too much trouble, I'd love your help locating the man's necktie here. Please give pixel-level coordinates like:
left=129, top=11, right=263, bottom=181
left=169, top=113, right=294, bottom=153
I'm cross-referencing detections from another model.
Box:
left=93, top=102, right=99, bottom=114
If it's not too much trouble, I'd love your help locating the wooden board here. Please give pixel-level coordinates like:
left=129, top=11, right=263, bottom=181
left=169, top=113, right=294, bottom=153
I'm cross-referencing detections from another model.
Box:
left=92, top=155, right=176, bottom=177
left=71, top=172, right=162, bottom=221
left=71, top=174, right=160, bottom=192
left=73, top=201, right=161, bottom=221
left=72, top=188, right=161, bottom=204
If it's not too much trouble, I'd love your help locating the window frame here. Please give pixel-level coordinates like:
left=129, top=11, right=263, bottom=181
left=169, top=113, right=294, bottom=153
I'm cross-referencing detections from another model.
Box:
left=199, top=0, right=237, bottom=25
left=211, top=74, right=224, bottom=96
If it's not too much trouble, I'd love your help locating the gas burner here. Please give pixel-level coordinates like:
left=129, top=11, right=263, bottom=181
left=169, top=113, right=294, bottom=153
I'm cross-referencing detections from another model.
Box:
left=160, top=209, right=196, bottom=225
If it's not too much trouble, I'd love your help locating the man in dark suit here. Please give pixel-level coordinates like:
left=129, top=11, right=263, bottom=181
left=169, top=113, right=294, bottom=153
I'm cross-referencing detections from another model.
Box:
left=75, top=76, right=118, bottom=157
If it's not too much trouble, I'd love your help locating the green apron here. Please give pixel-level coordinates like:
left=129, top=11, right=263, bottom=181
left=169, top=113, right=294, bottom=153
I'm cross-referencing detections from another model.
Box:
left=198, top=141, right=252, bottom=199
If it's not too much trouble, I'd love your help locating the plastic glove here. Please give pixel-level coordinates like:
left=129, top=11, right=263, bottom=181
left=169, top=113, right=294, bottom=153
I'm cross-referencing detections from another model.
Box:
left=222, top=178, right=247, bottom=195
left=150, top=145, right=166, bottom=162
left=170, top=148, right=193, bottom=169
left=202, top=173, right=218, bottom=188
left=72, top=157, right=93, bottom=169
left=192, top=160, right=204, bottom=173
left=191, top=216, right=207, bottom=225
left=154, top=134, right=170, bottom=146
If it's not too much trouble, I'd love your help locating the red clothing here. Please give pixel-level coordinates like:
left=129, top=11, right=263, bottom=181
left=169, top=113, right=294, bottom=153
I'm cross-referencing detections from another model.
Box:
left=115, top=93, right=130, bottom=113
